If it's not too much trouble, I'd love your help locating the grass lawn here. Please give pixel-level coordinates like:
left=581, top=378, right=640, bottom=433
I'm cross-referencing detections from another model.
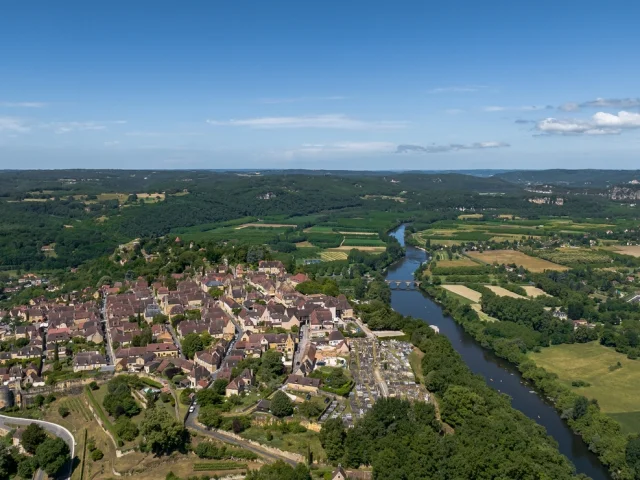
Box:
left=529, top=342, right=640, bottom=433
left=241, top=426, right=326, bottom=462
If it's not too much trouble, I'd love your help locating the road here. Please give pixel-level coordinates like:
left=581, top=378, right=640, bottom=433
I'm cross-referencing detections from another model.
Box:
left=100, top=297, right=116, bottom=364
left=293, top=324, right=309, bottom=372
left=0, top=413, right=75, bottom=480
left=355, top=318, right=375, bottom=339
left=184, top=407, right=297, bottom=466
left=166, top=323, right=186, bottom=359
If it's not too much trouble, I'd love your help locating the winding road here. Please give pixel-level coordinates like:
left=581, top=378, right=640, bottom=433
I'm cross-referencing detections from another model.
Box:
left=0, top=413, right=75, bottom=479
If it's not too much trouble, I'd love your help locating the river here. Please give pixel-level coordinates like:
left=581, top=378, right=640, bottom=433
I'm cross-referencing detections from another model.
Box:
left=386, top=225, right=610, bottom=480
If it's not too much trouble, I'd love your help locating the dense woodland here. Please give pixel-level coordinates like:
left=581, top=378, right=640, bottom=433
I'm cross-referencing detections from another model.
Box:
left=319, top=321, right=586, bottom=480
left=0, top=169, right=636, bottom=272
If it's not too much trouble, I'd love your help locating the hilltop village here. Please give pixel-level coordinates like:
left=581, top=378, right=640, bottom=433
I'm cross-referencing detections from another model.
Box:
left=0, top=260, right=426, bottom=430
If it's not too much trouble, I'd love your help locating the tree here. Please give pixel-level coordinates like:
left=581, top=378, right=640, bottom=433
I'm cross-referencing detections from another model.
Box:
left=319, top=418, right=346, bottom=463
left=246, top=245, right=265, bottom=264
left=212, top=378, right=229, bottom=396
left=114, top=417, right=139, bottom=441
left=209, top=287, right=224, bottom=298
left=195, top=389, right=223, bottom=407
left=91, top=448, right=104, bottom=461
left=625, top=436, right=640, bottom=471
left=59, top=405, right=70, bottom=418
left=0, top=445, right=17, bottom=480
left=21, top=423, right=47, bottom=454
left=139, top=406, right=187, bottom=455
left=103, top=378, right=141, bottom=418
left=441, top=385, right=488, bottom=428
left=298, top=400, right=323, bottom=419
left=567, top=300, right=585, bottom=320
left=245, top=461, right=311, bottom=480
left=35, top=437, right=70, bottom=476
left=198, top=405, right=222, bottom=429
left=258, top=349, right=284, bottom=381
left=270, top=391, right=293, bottom=418
left=573, top=396, right=589, bottom=420
left=17, top=457, right=37, bottom=479
left=182, top=333, right=204, bottom=359
left=33, top=394, right=45, bottom=407
left=166, top=277, right=177, bottom=291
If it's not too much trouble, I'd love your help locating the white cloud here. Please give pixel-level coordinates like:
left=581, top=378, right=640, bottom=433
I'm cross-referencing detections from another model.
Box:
left=258, top=96, right=347, bottom=104
left=0, top=102, right=47, bottom=108
left=278, top=141, right=395, bottom=160
left=396, top=141, right=510, bottom=153
left=44, top=121, right=107, bottom=134
left=593, top=111, right=640, bottom=128
left=485, top=105, right=552, bottom=112
left=582, top=98, right=640, bottom=109
left=0, top=117, right=30, bottom=133
left=428, top=85, right=486, bottom=94
left=445, top=109, right=464, bottom=115
left=42, top=120, right=126, bottom=134
left=206, top=114, right=407, bottom=130
left=559, top=102, right=580, bottom=112
left=536, top=110, right=640, bottom=136
left=559, top=98, right=640, bottom=112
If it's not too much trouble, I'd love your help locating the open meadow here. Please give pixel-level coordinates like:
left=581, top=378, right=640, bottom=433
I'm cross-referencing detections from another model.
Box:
left=442, top=284, right=482, bottom=303
left=467, top=250, right=568, bottom=272
left=485, top=285, right=527, bottom=299
left=522, top=286, right=550, bottom=297
left=530, top=342, right=640, bottom=434
left=612, top=246, right=640, bottom=258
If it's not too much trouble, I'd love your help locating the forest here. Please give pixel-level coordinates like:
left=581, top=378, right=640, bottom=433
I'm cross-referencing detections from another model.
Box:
left=0, top=169, right=635, bottom=273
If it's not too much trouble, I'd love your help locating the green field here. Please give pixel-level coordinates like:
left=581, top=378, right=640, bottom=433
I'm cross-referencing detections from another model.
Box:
left=342, top=238, right=385, bottom=247
left=530, top=342, right=640, bottom=433
left=415, top=217, right=617, bottom=245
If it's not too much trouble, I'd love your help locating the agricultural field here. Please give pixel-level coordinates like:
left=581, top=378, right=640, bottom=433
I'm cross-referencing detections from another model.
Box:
left=530, top=342, right=640, bottom=434
left=467, top=250, right=568, bottom=272
left=436, top=257, right=479, bottom=268
left=523, top=286, right=550, bottom=297
left=535, top=247, right=615, bottom=266
left=485, top=285, right=527, bottom=299
left=471, top=303, right=498, bottom=322
left=432, top=250, right=479, bottom=268
left=342, top=238, right=386, bottom=247
left=304, top=226, right=337, bottom=233
left=442, top=284, right=482, bottom=303
left=612, top=246, right=640, bottom=258
left=320, top=250, right=349, bottom=261
left=332, top=245, right=386, bottom=253
left=415, top=217, right=617, bottom=247
left=235, top=222, right=296, bottom=229
left=295, top=241, right=314, bottom=248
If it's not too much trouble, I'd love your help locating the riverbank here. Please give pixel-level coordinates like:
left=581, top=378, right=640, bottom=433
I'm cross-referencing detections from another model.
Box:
left=385, top=225, right=613, bottom=480
left=420, top=283, right=630, bottom=479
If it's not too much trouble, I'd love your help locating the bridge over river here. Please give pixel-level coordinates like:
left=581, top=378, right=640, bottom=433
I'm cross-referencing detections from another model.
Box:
left=384, top=279, right=421, bottom=289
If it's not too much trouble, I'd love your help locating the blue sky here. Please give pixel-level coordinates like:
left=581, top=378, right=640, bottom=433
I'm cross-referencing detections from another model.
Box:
left=1, top=0, right=640, bottom=170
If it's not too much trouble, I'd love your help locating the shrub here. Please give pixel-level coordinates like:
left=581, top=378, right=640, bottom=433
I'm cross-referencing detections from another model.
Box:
left=58, top=405, right=70, bottom=417
left=571, top=380, right=591, bottom=388
left=91, top=449, right=104, bottom=461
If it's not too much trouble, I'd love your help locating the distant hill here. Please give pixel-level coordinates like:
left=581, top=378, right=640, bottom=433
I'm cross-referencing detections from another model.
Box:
left=495, top=169, right=640, bottom=188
